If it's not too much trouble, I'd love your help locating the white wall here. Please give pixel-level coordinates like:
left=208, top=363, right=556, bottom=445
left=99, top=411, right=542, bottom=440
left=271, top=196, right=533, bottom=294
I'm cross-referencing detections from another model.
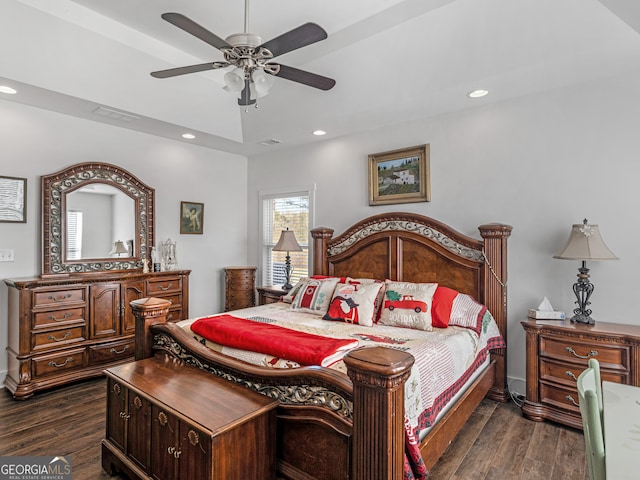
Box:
left=0, top=101, right=249, bottom=383
left=247, top=68, right=640, bottom=389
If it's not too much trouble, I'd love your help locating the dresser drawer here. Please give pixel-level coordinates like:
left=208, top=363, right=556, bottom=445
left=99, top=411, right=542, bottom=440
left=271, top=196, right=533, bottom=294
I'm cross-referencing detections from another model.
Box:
left=166, top=307, right=183, bottom=323
left=33, top=287, right=87, bottom=308
left=146, top=277, right=182, bottom=295
left=32, top=348, right=86, bottom=378
left=32, top=326, right=86, bottom=351
left=540, top=335, right=629, bottom=369
left=227, top=275, right=255, bottom=288
left=89, top=339, right=135, bottom=365
left=33, top=306, right=86, bottom=328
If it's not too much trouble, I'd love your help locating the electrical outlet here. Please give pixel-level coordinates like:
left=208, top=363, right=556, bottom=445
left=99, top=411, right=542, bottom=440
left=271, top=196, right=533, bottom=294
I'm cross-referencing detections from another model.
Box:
left=0, top=249, right=15, bottom=262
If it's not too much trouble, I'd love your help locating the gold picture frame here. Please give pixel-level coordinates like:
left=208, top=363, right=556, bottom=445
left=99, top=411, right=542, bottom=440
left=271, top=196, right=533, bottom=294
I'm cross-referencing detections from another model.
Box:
left=368, top=144, right=430, bottom=206
left=180, top=201, right=204, bottom=234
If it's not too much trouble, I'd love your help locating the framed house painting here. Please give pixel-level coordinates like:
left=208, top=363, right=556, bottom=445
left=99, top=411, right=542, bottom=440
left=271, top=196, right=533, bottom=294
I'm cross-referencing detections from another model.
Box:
left=0, top=176, right=27, bottom=223
left=180, top=201, right=204, bottom=234
left=368, top=144, right=430, bottom=206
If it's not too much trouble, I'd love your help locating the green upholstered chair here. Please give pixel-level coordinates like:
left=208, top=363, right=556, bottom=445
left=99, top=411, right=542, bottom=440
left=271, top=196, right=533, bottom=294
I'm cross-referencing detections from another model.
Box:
left=577, top=358, right=605, bottom=480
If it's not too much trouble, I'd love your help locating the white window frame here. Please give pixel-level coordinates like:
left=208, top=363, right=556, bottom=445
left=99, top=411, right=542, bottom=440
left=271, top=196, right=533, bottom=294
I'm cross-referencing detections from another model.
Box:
left=259, top=185, right=315, bottom=287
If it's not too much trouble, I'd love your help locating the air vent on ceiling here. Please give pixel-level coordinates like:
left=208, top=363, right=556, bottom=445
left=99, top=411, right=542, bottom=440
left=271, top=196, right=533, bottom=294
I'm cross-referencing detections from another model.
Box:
left=258, top=138, right=283, bottom=146
left=92, top=106, right=140, bottom=123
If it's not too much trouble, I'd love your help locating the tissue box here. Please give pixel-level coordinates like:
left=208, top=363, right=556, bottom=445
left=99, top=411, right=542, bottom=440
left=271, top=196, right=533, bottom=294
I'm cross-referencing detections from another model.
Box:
left=528, top=309, right=566, bottom=320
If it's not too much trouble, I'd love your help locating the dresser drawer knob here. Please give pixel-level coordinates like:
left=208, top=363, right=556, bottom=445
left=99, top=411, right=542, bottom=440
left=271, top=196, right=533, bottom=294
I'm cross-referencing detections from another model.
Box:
left=565, top=370, right=578, bottom=381
left=47, top=294, right=72, bottom=302
left=47, top=357, right=73, bottom=368
left=565, top=346, right=598, bottom=359
left=47, top=332, right=71, bottom=342
left=47, top=312, right=72, bottom=322
left=565, top=395, right=579, bottom=407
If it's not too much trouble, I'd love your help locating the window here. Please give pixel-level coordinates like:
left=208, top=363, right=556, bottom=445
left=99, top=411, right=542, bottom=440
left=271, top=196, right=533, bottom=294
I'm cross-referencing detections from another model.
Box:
left=66, top=210, right=83, bottom=260
left=261, top=188, right=313, bottom=287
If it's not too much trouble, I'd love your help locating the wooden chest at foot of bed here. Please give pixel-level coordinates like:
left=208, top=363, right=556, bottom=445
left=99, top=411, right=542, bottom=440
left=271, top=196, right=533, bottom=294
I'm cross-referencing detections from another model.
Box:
left=102, top=356, right=278, bottom=480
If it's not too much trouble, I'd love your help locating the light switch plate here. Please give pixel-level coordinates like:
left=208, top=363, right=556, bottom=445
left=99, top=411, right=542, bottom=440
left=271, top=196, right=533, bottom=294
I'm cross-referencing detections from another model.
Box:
left=0, top=249, right=15, bottom=261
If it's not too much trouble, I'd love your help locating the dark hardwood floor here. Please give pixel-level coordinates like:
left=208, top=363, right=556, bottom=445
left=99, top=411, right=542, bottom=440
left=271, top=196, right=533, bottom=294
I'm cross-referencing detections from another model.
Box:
left=0, top=378, right=586, bottom=479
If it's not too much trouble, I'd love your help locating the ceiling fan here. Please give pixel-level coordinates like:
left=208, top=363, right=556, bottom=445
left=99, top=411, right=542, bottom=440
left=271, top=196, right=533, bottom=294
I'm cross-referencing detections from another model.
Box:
left=150, top=0, right=336, bottom=107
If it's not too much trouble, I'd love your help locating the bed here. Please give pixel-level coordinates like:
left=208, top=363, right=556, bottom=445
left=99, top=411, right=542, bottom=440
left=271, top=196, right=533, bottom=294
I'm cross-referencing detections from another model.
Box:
left=129, top=212, right=512, bottom=479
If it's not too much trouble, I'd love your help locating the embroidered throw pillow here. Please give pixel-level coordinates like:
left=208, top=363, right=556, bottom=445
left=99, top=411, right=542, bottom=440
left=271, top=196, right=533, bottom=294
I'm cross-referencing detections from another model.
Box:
left=378, top=281, right=438, bottom=331
left=323, top=281, right=384, bottom=327
left=281, top=277, right=307, bottom=304
left=350, top=278, right=386, bottom=323
left=290, top=277, right=340, bottom=315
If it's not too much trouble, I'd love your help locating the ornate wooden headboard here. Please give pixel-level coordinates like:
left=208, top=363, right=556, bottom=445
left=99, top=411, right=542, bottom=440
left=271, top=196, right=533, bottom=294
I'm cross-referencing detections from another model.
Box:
left=311, top=212, right=512, bottom=400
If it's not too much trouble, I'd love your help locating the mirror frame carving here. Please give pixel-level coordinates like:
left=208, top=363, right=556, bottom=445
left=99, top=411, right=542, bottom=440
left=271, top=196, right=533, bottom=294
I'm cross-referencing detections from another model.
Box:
left=42, top=162, right=154, bottom=274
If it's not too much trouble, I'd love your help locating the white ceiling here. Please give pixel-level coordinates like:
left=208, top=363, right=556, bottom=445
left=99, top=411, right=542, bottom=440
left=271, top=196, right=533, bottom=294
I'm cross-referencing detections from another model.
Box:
left=2, top=0, right=640, bottom=156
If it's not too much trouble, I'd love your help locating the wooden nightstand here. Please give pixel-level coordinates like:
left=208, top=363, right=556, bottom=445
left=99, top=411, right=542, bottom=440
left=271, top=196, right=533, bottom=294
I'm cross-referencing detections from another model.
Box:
left=521, top=319, right=640, bottom=429
left=257, top=285, right=289, bottom=305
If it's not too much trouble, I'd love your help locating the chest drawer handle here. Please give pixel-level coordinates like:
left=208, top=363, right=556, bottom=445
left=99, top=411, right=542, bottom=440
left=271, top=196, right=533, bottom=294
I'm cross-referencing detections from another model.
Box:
left=155, top=283, right=172, bottom=291
left=565, top=395, right=579, bottom=407
left=565, top=346, right=598, bottom=359
left=47, top=312, right=72, bottom=322
left=110, top=345, right=129, bottom=355
left=48, top=332, right=71, bottom=342
left=48, top=357, right=73, bottom=368
left=565, top=371, right=578, bottom=381
left=47, top=294, right=72, bottom=302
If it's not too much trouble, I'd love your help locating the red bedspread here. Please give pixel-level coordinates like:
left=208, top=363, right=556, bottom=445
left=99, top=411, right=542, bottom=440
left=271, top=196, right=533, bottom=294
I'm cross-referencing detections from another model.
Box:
left=190, top=315, right=359, bottom=367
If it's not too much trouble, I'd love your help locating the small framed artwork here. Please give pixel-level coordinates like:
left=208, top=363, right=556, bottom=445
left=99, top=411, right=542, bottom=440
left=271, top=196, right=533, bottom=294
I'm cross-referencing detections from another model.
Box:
left=368, top=144, right=430, bottom=206
left=0, top=176, right=27, bottom=223
left=180, top=201, right=204, bottom=234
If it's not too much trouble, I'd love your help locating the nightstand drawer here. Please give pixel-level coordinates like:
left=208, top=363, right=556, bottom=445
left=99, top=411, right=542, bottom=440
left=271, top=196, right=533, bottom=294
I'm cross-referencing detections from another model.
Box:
left=540, top=335, right=629, bottom=369
left=540, top=358, right=628, bottom=387
left=539, top=382, right=581, bottom=414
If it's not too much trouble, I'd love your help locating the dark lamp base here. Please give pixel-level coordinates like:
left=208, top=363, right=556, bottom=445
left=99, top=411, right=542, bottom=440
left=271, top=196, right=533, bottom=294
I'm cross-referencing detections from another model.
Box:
left=282, top=282, right=293, bottom=290
left=570, top=314, right=595, bottom=325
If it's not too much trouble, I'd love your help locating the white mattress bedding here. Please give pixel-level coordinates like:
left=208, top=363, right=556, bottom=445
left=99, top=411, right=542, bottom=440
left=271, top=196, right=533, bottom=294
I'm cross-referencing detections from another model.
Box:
left=177, top=301, right=503, bottom=435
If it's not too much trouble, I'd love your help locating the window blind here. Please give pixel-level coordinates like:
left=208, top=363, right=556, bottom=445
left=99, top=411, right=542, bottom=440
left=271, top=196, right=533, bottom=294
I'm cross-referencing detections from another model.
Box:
left=262, top=192, right=310, bottom=287
left=66, top=210, right=83, bottom=260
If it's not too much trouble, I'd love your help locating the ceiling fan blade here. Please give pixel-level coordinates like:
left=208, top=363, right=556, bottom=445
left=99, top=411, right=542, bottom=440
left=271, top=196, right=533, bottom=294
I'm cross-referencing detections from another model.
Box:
left=238, top=79, right=256, bottom=106
left=274, top=64, right=336, bottom=91
left=161, top=12, right=231, bottom=50
left=151, top=62, right=226, bottom=79
left=259, top=23, right=327, bottom=58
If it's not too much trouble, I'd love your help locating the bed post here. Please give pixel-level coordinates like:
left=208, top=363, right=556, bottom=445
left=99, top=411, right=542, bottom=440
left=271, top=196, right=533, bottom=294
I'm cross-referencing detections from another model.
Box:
left=478, top=223, right=512, bottom=402
left=311, top=227, right=334, bottom=275
left=131, top=297, right=171, bottom=360
left=344, top=347, right=415, bottom=480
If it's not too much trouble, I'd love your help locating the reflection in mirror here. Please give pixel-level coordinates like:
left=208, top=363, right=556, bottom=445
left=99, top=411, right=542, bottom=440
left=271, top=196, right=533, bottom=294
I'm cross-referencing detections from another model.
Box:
left=65, top=184, right=135, bottom=261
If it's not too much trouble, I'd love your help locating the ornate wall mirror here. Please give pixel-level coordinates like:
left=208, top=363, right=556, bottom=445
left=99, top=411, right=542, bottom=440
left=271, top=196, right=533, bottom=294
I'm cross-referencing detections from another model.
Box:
left=42, top=162, right=154, bottom=274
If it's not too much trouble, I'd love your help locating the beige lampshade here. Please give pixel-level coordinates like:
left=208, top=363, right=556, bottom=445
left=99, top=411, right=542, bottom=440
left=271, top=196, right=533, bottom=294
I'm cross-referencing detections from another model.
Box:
left=273, top=229, right=302, bottom=252
left=110, top=240, right=129, bottom=256
left=553, top=221, right=618, bottom=261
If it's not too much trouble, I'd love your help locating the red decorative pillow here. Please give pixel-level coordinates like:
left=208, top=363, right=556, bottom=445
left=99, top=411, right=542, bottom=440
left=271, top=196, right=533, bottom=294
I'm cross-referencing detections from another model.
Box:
left=431, top=286, right=459, bottom=328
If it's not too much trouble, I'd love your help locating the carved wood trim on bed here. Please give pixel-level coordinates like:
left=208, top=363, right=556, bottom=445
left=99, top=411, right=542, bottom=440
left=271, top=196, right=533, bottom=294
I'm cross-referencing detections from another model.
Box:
left=131, top=212, right=511, bottom=480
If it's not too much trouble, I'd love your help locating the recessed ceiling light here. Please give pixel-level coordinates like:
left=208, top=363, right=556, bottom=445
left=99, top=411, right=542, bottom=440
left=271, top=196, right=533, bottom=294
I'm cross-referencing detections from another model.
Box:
left=312, top=130, right=326, bottom=136
left=182, top=133, right=195, bottom=139
left=467, top=89, right=489, bottom=98
left=0, top=86, right=17, bottom=95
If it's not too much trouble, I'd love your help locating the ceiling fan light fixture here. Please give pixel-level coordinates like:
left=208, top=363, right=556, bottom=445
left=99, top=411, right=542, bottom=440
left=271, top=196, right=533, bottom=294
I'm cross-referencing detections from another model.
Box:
left=252, top=69, right=275, bottom=95
left=224, top=68, right=245, bottom=92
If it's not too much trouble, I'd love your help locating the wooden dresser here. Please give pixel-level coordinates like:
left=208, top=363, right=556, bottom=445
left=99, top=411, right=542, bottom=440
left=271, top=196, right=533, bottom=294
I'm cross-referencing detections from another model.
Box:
left=224, top=266, right=256, bottom=311
left=102, top=356, right=277, bottom=480
left=4, top=270, right=190, bottom=400
left=521, top=319, right=640, bottom=429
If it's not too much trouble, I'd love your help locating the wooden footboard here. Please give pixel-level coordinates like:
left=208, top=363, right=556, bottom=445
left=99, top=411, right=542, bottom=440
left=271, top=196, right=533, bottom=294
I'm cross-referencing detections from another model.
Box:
left=131, top=297, right=414, bottom=480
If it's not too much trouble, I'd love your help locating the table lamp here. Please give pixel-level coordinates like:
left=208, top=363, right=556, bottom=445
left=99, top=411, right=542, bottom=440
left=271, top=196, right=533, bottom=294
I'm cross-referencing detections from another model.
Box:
left=272, top=228, right=302, bottom=290
left=553, top=219, right=618, bottom=324
left=109, top=240, right=129, bottom=257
